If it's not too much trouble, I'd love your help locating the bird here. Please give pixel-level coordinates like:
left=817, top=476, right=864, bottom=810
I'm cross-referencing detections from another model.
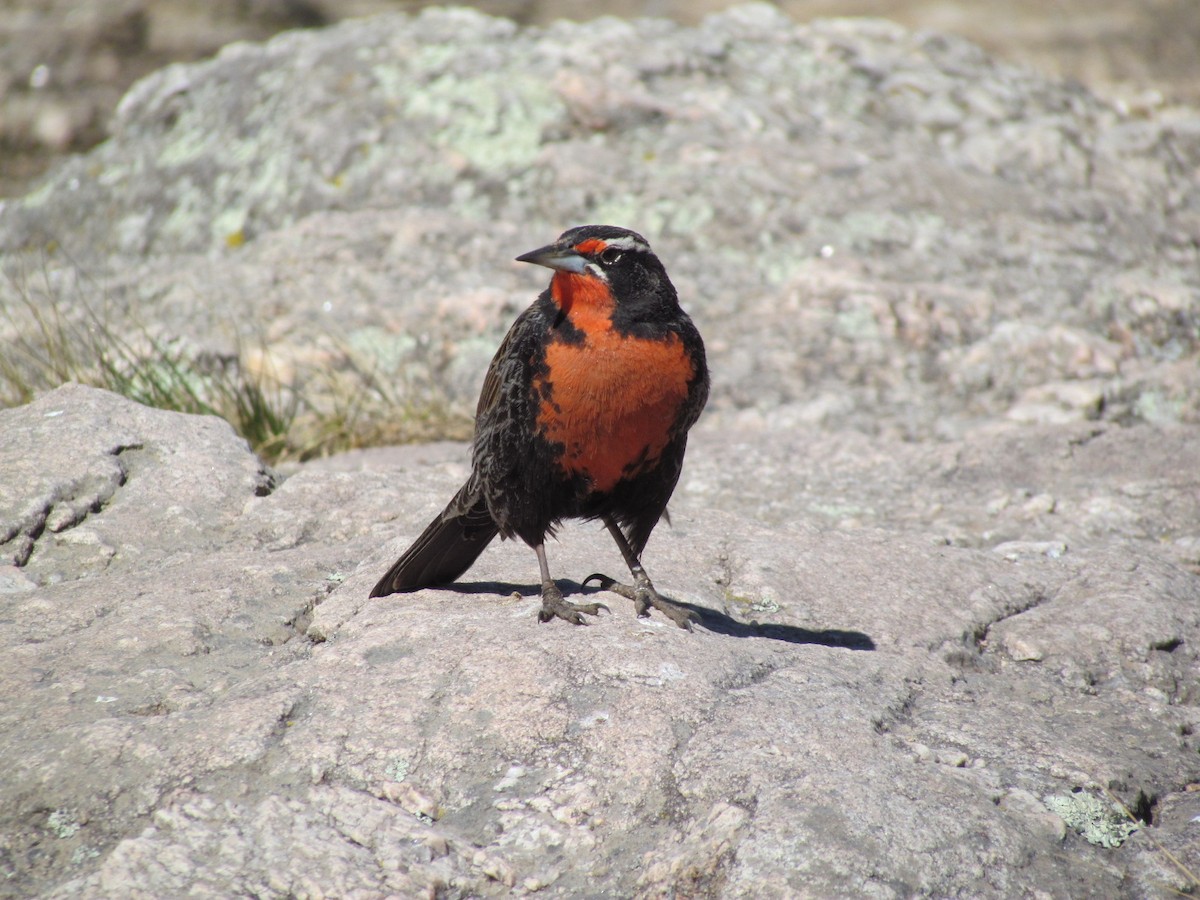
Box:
left=370, top=225, right=709, bottom=628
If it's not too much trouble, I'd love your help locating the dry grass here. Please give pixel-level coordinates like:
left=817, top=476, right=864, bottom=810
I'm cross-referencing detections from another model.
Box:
left=0, top=255, right=468, bottom=463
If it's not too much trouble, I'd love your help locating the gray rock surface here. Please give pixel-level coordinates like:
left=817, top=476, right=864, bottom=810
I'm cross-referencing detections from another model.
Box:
left=3, top=5, right=1198, bottom=444
left=3, top=0, right=1199, bottom=200
left=1, top=5, right=1199, bottom=898
left=2, top=384, right=1199, bottom=898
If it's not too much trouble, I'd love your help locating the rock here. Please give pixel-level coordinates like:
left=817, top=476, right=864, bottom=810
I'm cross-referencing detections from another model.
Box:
left=1000, top=788, right=1068, bottom=842
left=0, top=0, right=386, bottom=195
left=0, top=383, right=275, bottom=575
left=5, top=0, right=1200, bottom=200
left=2, top=385, right=1198, bottom=897
left=1, top=6, right=1198, bottom=897
left=992, top=540, right=1067, bottom=561
left=1, top=6, right=1198, bottom=444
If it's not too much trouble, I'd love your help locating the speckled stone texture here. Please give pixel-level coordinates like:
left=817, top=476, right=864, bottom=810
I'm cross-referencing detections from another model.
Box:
left=3, top=6, right=1198, bottom=441
left=3, top=384, right=1199, bottom=897
left=1, top=5, right=1199, bottom=898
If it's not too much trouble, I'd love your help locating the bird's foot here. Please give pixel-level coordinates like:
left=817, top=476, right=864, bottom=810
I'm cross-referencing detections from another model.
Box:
left=583, top=573, right=696, bottom=631
left=538, top=580, right=608, bottom=625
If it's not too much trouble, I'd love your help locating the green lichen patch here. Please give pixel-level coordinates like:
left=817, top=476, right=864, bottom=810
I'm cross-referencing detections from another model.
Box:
left=1043, top=791, right=1139, bottom=848
left=47, top=809, right=81, bottom=839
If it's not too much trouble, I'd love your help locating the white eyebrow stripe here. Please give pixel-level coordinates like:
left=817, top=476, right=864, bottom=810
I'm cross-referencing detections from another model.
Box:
left=602, top=235, right=649, bottom=252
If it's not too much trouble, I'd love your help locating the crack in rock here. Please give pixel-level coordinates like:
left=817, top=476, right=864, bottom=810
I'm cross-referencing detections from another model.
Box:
left=0, top=442, right=140, bottom=566
left=968, top=581, right=1054, bottom=655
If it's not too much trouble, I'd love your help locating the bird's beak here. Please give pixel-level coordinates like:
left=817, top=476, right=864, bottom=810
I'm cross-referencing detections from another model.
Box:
left=515, top=243, right=589, bottom=274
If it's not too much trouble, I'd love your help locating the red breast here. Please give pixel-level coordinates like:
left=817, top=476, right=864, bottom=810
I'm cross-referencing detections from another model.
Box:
left=535, top=271, right=694, bottom=493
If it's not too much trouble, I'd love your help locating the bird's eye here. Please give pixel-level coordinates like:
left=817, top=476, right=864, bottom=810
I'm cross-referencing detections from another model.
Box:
left=599, top=247, right=623, bottom=265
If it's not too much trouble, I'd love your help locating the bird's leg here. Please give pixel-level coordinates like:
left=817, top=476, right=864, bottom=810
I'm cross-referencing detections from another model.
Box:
left=584, top=517, right=696, bottom=630
left=534, top=543, right=607, bottom=625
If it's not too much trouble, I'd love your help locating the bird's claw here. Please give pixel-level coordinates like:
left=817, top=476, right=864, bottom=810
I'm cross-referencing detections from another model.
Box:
left=538, top=580, right=608, bottom=625
left=583, top=572, right=696, bottom=630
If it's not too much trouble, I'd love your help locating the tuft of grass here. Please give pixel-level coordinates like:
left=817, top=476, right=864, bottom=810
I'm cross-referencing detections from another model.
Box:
left=1, top=255, right=470, bottom=464
left=282, top=348, right=470, bottom=462
left=1, top=260, right=298, bottom=462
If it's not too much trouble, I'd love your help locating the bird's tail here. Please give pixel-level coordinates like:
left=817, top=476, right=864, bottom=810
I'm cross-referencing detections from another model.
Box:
left=369, top=488, right=498, bottom=597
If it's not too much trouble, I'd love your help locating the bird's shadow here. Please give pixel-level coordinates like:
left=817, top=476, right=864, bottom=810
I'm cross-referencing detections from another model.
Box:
left=446, top=580, right=876, bottom=650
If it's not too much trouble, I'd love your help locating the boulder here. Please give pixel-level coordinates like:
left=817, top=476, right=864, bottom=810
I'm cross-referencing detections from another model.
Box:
left=2, top=6, right=1197, bottom=442
left=1, top=384, right=1197, bottom=897
left=1, top=6, right=1198, bottom=897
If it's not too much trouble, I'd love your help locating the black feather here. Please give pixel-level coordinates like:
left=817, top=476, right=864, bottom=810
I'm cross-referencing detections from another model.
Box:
left=369, top=489, right=498, bottom=596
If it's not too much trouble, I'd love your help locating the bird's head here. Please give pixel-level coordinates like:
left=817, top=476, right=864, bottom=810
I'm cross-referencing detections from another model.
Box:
left=516, top=225, right=674, bottom=321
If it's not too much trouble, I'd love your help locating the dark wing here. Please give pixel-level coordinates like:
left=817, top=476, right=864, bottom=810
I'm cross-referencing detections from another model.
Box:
left=470, top=301, right=550, bottom=464
left=371, top=300, right=552, bottom=596
left=369, top=482, right=498, bottom=596
left=672, top=311, right=710, bottom=437
left=472, top=299, right=549, bottom=433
